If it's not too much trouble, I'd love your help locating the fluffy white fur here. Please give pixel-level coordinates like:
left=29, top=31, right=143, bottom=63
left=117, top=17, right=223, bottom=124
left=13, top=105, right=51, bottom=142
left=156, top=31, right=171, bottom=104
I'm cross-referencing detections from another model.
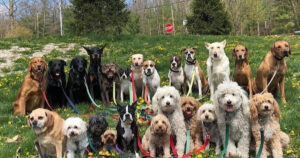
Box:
left=205, top=40, right=230, bottom=101
left=214, top=81, right=250, bottom=158
left=197, top=103, right=221, bottom=154
left=152, top=86, right=186, bottom=157
left=63, top=117, right=88, bottom=158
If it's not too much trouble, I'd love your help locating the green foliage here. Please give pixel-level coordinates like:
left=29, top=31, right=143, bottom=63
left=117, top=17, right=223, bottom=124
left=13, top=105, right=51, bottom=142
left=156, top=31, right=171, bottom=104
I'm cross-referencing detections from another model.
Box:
left=69, top=0, right=129, bottom=35
left=186, top=0, right=232, bottom=35
left=123, top=14, right=140, bottom=35
left=271, top=1, right=296, bottom=34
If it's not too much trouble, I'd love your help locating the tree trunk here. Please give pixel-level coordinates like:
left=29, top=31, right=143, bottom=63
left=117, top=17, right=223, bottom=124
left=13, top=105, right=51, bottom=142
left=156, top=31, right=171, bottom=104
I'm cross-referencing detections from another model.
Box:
left=288, top=0, right=300, bottom=29
left=36, top=13, right=39, bottom=38
left=9, top=0, right=14, bottom=31
left=171, top=4, right=175, bottom=35
left=59, top=0, right=63, bottom=36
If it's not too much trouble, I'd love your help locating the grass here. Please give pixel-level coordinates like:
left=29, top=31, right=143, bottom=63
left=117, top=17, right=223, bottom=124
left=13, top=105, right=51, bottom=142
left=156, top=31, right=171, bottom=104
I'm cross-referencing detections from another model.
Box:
left=0, top=35, right=299, bottom=158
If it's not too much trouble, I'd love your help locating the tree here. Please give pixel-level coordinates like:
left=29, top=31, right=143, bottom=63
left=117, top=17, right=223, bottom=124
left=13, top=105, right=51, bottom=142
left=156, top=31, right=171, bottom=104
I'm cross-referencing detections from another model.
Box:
left=186, top=0, right=232, bottom=35
left=70, top=0, right=129, bottom=34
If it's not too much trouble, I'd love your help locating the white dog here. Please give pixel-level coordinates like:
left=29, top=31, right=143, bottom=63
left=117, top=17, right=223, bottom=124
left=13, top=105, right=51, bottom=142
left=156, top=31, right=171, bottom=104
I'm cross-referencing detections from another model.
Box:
left=131, top=54, right=144, bottom=98
left=143, top=60, right=160, bottom=100
left=152, top=86, right=186, bottom=157
left=168, top=56, right=185, bottom=94
left=63, top=117, right=88, bottom=158
left=214, top=81, right=250, bottom=158
left=205, top=40, right=230, bottom=101
left=197, top=103, right=221, bottom=154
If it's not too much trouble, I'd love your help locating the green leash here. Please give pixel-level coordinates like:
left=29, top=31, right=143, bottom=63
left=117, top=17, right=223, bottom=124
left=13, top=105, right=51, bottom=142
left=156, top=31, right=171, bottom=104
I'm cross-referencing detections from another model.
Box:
left=84, top=77, right=101, bottom=108
left=87, top=135, right=98, bottom=153
left=218, top=124, right=230, bottom=158
left=185, top=130, right=191, bottom=154
left=255, top=129, right=264, bottom=158
left=186, top=69, right=196, bottom=97
left=129, top=83, right=133, bottom=105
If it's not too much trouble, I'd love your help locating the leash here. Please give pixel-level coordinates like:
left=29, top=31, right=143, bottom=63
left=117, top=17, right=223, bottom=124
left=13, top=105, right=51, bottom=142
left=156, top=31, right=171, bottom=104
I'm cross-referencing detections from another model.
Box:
left=137, top=128, right=153, bottom=158
left=35, top=141, right=44, bottom=158
left=186, top=68, right=196, bottom=97
left=255, top=128, right=264, bottom=158
left=60, top=86, right=81, bottom=115
left=41, top=91, right=54, bottom=111
left=144, top=84, right=151, bottom=106
left=113, top=81, right=117, bottom=105
left=84, top=77, right=101, bottom=108
left=170, top=136, right=179, bottom=157
left=185, top=130, right=190, bottom=154
left=131, top=71, right=137, bottom=102
left=129, top=83, right=133, bottom=104
left=260, top=64, right=279, bottom=94
left=217, top=124, right=230, bottom=158
left=182, top=135, right=210, bottom=158
left=115, top=144, right=125, bottom=154
left=87, top=135, right=98, bottom=153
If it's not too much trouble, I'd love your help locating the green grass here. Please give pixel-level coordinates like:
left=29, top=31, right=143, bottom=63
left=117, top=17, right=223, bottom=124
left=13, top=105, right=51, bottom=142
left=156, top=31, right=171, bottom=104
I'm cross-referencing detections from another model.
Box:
left=0, top=35, right=299, bottom=158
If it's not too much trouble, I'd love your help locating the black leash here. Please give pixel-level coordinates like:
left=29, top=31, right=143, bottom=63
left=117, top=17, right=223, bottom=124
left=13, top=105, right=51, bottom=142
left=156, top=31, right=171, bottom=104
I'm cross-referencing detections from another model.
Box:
left=35, top=141, right=44, bottom=158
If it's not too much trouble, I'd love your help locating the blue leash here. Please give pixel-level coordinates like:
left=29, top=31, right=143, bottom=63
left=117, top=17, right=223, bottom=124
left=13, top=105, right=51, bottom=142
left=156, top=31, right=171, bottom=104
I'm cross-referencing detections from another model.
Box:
left=60, top=86, right=81, bottom=115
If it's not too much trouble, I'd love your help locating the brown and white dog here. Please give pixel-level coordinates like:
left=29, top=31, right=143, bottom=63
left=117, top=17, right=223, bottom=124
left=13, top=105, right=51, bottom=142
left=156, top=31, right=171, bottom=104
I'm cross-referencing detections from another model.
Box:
left=143, top=60, right=160, bottom=100
left=168, top=56, right=185, bottom=94
left=253, top=40, right=291, bottom=103
left=182, top=48, right=209, bottom=98
left=232, top=45, right=253, bottom=98
left=28, top=108, right=66, bottom=158
left=13, top=57, right=47, bottom=116
left=131, top=54, right=144, bottom=98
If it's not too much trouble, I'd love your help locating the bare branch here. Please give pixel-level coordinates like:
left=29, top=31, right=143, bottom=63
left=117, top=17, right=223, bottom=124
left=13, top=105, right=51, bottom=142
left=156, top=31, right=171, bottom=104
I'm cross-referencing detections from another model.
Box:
left=0, top=0, right=9, bottom=10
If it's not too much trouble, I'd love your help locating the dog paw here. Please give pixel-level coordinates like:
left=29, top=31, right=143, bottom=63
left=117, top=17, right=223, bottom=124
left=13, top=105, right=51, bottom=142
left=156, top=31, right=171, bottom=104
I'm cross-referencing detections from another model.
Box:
left=163, top=154, right=171, bottom=158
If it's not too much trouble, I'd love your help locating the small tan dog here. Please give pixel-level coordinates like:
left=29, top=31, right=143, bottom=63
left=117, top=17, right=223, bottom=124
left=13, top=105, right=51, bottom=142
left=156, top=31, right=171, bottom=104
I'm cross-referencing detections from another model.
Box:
left=131, top=54, right=144, bottom=97
left=232, top=45, right=253, bottom=98
left=142, top=114, right=171, bottom=158
left=101, top=129, right=118, bottom=153
left=28, top=108, right=66, bottom=158
left=254, top=40, right=291, bottom=103
left=13, top=57, right=48, bottom=116
left=250, top=93, right=289, bottom=158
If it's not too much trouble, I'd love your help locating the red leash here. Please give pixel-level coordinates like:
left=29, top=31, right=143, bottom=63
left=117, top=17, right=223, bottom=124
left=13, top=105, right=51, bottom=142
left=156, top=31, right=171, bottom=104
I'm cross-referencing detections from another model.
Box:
left=170, top=136, right=178, bottom=157
left=131, top=71, right=137, bottom=102
left=41, top=90, right=54, bottom=111
left=137, top=129, right=153, bottom=158
left=182, top=136, right=210, bottom=158
left=144, top=84, right=151, bottom=106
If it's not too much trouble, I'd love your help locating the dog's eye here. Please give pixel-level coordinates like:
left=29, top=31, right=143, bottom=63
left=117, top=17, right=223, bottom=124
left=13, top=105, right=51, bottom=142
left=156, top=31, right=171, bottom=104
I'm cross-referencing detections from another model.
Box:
left=285, top=44, right=288, bottom=47
left=241, top=49, right=245, bottom=52
left=74, top=126, right=77, bottom=129
left=202, top=110, right=205, bottom=113
left=155, top=121, right=158, bottom=124
left=267, top=100, right=272, bottom=103
left=277, top=46, right=281, bottom=48
left=38, top=116, right=43, bottom=120
left=68, top=127, right=71, bottom=129
left=209, top=110, right=212, bottom=112
left=161, top=96, right=164, bottom=99
left=30, top=117, right=34, bottom=121
left=210, top=47, right=213, bottom=49
left=170, top=95, right=173, bottom=98
left=232, top=93, right=235, bottom=96
left=162, top=121, right=166, bottom=124
left=150, top=64, right=153, bottom=67
left=138, top=57, right=141, bottom=60
left=217, top=46, right=220, bottom=49
left=133, top=58, right=135, bottom=60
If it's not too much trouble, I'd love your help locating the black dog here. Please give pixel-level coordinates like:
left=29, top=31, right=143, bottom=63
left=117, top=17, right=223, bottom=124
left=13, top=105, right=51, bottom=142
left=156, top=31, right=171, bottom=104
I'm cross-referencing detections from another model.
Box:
left=116, top=102, right=139, bottom=157
left=87, top=114, right=108, bottom=153
left=83, top=45, right=106, bottom=108
left=66, top=56, right=89, bottom=104
left=46, top=60, right=66, bottom=108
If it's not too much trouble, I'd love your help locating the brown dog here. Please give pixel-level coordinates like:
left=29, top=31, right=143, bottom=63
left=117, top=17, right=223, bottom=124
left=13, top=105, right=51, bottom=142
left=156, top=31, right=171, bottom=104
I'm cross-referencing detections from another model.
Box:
left=28, top=108, right=66, bottom=158
left=101, top=62, right=120, bottom=105
left=254, top=41, right=291, bottom=103
left=232, top=45, right=253, bottom=98
left=13, top=57, right=47, bottom=116
left=101, top=129, right=118, bottom=153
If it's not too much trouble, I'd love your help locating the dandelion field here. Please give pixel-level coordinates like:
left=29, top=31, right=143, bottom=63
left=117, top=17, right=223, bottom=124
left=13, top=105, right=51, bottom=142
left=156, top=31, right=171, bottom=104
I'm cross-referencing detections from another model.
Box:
left=0, top=35, right=299, bottom=158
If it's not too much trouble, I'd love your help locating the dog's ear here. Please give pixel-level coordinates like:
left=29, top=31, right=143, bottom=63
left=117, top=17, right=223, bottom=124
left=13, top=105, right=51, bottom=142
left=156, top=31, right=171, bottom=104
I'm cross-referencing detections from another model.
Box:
left=60, top=60, right=66, bottom=66
left=48, top=60, right=53, bottom=67
left=83, top=46, right=91, bottom=55
left=250, top=98, right=258, bottom=121
left=240, top=89, right=250, bottom=117
left=232, top=48, right=236, bottom=59
left=191, top=98, right=200, bottom=110
left=101, top=132, right=106, bottom=143
left=27, top=59, right=33, bottom=72
left=271, top=43, right=276, bottom=56
left=150, top=120, right=155, bottom=134
left=42, top=59, right=48, bottom=72
left=181, top=48, right=187, bottom=53
left=245, top=47, right=250, bottom=59
left=221, top=40, right=226, bottom=46
left=204, top=42, right=210, bottom=50
left=288, top=44, right=291, bottom=55
left=131, top=101, right=137, bottom=110
left=192, top=48, right=197, bottom=51
left=272, top=98, right=281, bottom=119
left=44, top=111, right=54, bottom=128
left=99, top=44, right=106, bottom=53
left=27, top=115, right=32, bottom=127
left=166, top=119, right=172, bottom=135
left=151, top=88, right=160, bottom=114
left=116, top=103, right=122, bottom=112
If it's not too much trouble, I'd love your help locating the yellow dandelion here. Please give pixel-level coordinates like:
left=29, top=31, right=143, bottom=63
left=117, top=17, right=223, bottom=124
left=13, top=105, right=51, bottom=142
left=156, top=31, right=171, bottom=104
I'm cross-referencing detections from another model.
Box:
left=197, top=154, right=202, bottom=158
left=99, top=151, right=103, bottom=155
left=105, top=151, right=110, bottom=156
left=286, top=149, right=293, bottom=154
left=26, top=152, right=29, bottom=156
left=25, top=115, right=29, bottom=119
left=112, top=153, right=116, bottom=156
left=88, top=152, right=93, bottom=156
left=31, top=155, right=36, bottom=158
left=66, top=114, right=70, bottom=117
left=63, top=108, right=67, bottom=112
left=8, top=121, right=12, bottom=125
left=283, top=105, right=287, bottom=108
left=136, top=106, right=140, bottom=110
left=290, top=130, right=295, bottom=136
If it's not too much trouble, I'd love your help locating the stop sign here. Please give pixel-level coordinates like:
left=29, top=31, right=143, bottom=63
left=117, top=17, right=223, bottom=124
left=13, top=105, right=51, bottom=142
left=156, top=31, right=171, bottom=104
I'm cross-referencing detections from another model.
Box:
left=165, top=23, right=173, bottom=33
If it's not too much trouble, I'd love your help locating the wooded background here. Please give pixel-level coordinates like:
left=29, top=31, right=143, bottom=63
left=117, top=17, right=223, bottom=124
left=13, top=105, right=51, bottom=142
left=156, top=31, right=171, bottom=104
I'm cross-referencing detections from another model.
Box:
left=0, top=0, right=299, bottom=38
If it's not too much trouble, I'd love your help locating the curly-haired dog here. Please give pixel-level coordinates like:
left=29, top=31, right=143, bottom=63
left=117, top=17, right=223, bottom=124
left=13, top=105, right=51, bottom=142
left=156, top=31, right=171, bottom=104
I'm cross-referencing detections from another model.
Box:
left=168, top=56, right=185, bottom=94
left=142, top=114, right=171, bottom=158
left=101, top=129, right=118, bottom=153
left=101, top=62, right=120, bottom=105
left=195, top=103, right=221, bottom=154
left=152, top=86, right=186, bottom=157
left=254, top=40, right=291, bottom=103
left=63, top=117, right=88, bottom=158
left=87, top=114, right=108, bottom=152
left=205, top=40, right=230, bottom=101
left=181, top=96, right=200, bottom=151
left=13, top=57, right=47, bottom=116
left=28, top=108, right=65, bottom=158
left=250, top=93, right=289, bottom=158
left=232, top=45, right=253, bottom=98
left=214, top=81, right=250, bottom=158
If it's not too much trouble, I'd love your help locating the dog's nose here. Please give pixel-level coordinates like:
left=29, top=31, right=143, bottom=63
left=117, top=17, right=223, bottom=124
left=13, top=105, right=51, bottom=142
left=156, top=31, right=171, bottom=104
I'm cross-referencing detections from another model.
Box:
left=159, top=126, right=162, bottom=129
left=283, top=51, right=288, bottom=56
left=187, top=107, right=190, bottom=111
left=239, top=55, right=242, bottom=59
left=135, top=63, right=138, bottom=66
left=172, top=63, right=176, bottom=66
left=227, top=100, right=231, bottom=104
left=214, top=54, right=217, bottom=57
left=166, top=101, right=170, bottom=106
left=205, top=115, right=209, bottom=119
left=37, top=65, right=41, bottom=69
left=32, top=121, right=37, bottom=126
left=264, top=106, right=269, bottom=110
left=71, top=131, right=74, bottom=135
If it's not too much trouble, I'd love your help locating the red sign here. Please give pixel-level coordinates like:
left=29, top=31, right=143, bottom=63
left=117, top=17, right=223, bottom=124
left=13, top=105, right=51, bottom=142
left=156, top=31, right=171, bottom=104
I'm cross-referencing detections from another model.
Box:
left=165, top=23, right=173, bottom=33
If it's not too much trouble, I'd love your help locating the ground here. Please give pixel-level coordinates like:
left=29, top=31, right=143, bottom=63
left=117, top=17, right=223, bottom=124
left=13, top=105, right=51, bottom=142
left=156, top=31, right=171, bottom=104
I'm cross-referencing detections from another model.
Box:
left=0, top=35, right=299, bottom=158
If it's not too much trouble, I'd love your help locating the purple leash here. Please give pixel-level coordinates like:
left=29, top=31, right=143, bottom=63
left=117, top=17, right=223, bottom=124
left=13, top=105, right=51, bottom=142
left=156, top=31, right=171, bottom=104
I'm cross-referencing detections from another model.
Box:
left=115, top=144, right=125, bottom=154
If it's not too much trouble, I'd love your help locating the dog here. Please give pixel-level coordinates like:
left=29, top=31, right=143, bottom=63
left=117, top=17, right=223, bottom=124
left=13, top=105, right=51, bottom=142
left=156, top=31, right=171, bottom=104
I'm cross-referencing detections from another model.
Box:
left=214, top=81, right=250, bottom=158
left=152, top=86, right=186, bottom=157
left=182, top=48, right=208, bottom=98
left=119, top=68, right=132, bottom=102
left=101, top=62, right=120, bottom=105
left=181, top=96, right=200, bottom=152
left=87, top=114, right=108, bottom=152
left=142, top=114, right=171, bottom=158
left=232, top=45, right=253, bottom=98
left=116, top=102, right=139, bottom=158
left=205, top=40, right=230, bottom=101
left=100, top=129, right=118, bottom=153
left=250, top=93, right=289, bottom=158
left=168, top=56, right=185, bottom=94
left=195, top=103, right=221, bottom=154
left=46, top=59, right=67, bottom=108
left=66, top=57, right=89, bottom=104
left=84, top=45, right=106, bottom=108
left=143, top=60, right=161, bottom=100
left=13, top=57, right=47, bottom=116
left=131, top=54, right=144, bottom=98
left=28, top=108, right=65, bottom=158
left=63, top=117, right=88, bottom=158
left=253, top=40, right=291, bottom=103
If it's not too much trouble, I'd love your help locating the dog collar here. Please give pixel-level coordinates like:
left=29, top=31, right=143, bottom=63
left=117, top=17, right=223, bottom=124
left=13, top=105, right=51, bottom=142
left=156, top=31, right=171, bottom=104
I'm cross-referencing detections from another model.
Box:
left=31, top=75, right=44, bottom=88
left=169, top=68, right=180, bottom=73
left=186, top=59, right=196, bottom=65
left=274, top=55, right=284, bottom=61
left=144, top=71, right=154, bottom=77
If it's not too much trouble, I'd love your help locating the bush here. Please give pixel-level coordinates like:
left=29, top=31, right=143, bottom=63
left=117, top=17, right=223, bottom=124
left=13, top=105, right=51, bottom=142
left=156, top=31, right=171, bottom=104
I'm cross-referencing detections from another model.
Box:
left=5, top=25, right=33, bottom=39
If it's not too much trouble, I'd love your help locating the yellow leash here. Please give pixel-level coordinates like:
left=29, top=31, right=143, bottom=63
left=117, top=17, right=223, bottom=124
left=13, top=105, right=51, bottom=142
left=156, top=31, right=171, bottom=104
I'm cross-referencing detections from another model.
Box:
left=186, top=68, right=196, bottom=97
left=113, top=81, right=117, bottom=105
